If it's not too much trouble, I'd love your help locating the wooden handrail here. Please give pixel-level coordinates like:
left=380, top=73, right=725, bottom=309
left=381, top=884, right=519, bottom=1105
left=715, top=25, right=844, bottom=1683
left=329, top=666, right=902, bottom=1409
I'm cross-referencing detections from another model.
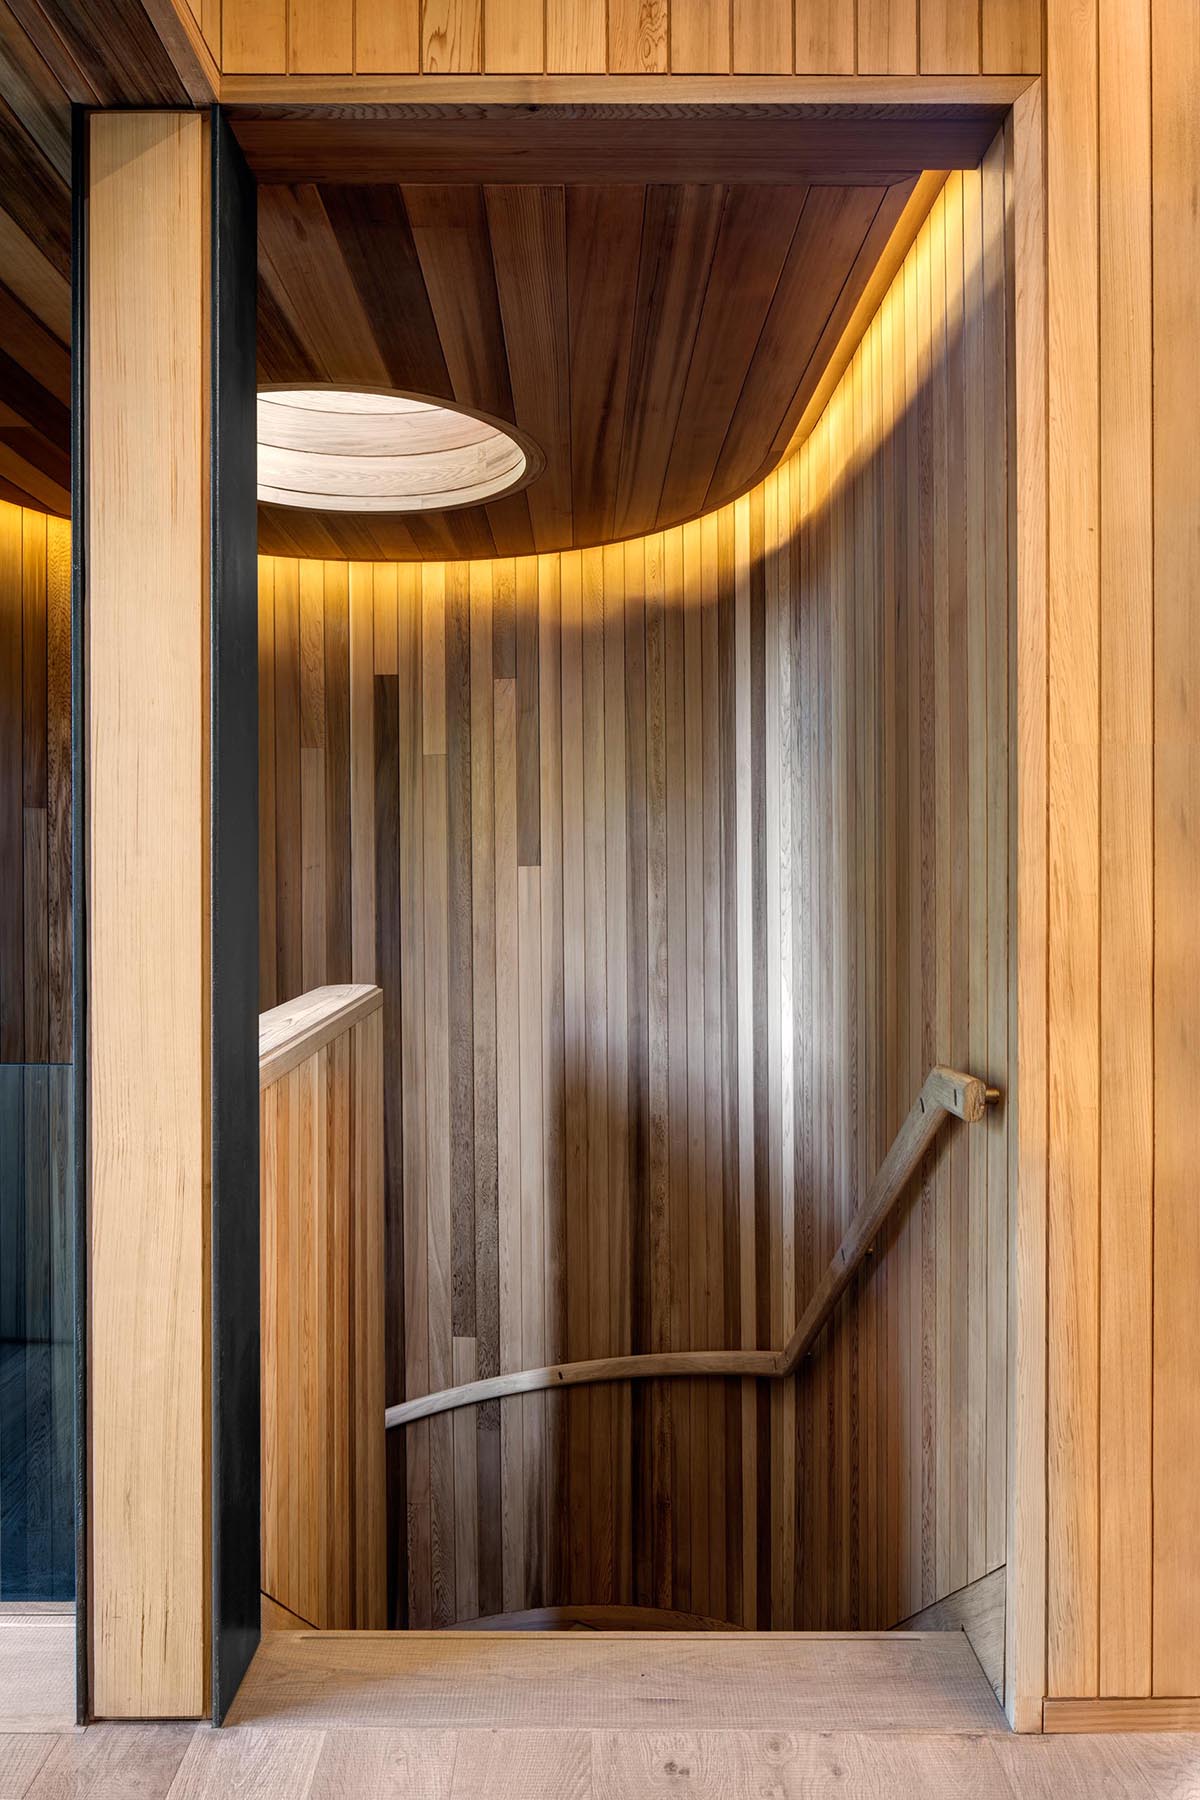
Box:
left=384, top=1065, right=998, bottom=1431
left=260, top=982, right=382, bottom=1089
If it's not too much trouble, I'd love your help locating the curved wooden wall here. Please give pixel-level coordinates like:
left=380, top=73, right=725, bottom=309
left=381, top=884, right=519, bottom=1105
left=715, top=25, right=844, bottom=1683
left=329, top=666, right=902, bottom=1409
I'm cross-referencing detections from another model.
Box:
left=257, top=156, right=1014, bottom=1632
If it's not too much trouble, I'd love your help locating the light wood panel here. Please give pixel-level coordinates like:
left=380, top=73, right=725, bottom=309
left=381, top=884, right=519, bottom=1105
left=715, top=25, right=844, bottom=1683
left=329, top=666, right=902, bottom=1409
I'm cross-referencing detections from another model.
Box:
left=259, top=986, right=386, bottom=1630
left=258, top=165, right=1013, bottom=1634
left=1150, top=0, right=1200, bottom=1706
left=87, top=109, right=213, bottom=1720
left=0, top=498, right=71, bottom=1063
left=219, top=0, right=1041, bottom=73
left=1030, top=0, right=1200, bottom=1716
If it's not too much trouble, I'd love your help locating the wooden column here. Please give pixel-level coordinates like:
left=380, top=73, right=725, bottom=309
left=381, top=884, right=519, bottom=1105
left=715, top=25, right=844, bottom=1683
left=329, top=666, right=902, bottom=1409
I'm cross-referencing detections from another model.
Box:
left=83, top=107, right=258, bottom=1722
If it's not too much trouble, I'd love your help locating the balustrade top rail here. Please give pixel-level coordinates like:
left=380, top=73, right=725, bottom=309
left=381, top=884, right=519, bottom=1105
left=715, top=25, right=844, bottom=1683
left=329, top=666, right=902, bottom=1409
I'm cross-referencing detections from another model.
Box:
left=259, top=983, right=383, bottom=1089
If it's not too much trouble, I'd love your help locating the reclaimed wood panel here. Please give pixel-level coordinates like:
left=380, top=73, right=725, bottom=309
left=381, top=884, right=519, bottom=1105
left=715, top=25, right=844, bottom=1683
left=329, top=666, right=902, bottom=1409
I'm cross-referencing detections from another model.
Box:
left=257, top=165, right=1013, bottom=1632
left=258, top=986, right=387, bottom=1628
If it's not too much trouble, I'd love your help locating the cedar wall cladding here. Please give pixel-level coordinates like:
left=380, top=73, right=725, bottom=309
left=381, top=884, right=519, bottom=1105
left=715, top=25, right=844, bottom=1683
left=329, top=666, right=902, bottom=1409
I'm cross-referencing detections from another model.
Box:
left=257, top=160, right=1014, bottom=1632
left=0, top=499, right=71, bottom=1064
left=219, top=0, right=1041, bottom=76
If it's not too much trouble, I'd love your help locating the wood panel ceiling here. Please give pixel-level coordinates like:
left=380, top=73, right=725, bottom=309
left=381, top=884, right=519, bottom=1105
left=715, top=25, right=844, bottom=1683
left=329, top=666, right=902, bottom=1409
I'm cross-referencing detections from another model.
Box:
left=257, top=175, right=920, bottom=559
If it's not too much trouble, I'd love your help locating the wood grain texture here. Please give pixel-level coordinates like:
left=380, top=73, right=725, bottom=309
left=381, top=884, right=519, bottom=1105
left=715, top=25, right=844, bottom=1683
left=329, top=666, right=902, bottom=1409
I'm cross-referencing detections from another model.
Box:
left=384, top=1065, right=995, bottom=1426
left=897, top=1566, right=1005, bottom=1699
left=259, top=990, right=387, bottom=1629
left=87, top=109, right=212, bottom=1720
left=1151, top=0, right=1200, bottom=1703
left=212, top=0, right=1041, bottom=73
left=258, top=167, right=1013, bottom=1634
left=254, top=173, right=928, bottom=563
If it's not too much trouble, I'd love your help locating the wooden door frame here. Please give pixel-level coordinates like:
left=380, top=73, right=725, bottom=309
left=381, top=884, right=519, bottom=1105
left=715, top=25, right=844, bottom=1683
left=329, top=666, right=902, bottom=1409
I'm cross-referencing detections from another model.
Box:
left=74, top=75, right=1050, bottom=1730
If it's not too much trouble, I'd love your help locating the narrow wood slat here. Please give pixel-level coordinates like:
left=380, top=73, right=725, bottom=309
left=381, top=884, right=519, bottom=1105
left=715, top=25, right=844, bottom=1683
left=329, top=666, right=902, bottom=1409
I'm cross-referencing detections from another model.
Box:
left=1097, top=0, right=1152, bottom=1701
left=1152, top=0, right=1200, bottom=1699
left=1046, top=0, right=1101, bottom=1702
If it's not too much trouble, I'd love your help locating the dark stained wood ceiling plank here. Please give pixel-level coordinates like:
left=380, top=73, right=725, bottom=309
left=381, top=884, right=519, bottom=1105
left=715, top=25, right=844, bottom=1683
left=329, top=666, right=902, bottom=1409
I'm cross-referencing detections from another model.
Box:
left=6, top=0, right=189, bottom=102
left=565, top=184, right=646, bottom=547
left=656, top=183, right=807, bottom=529
left=485, top=183, right=574, bottom=551
left=402, top=183, right=516, bottom=421
left=704, top=182, right=889, bottom=509
left=753, top=175, right=922, bottom=483
left=0, top=0, right=72, bottom=177
left=0, top=206, right=70, bottom=344
left=230, top=106, right=1007, bottom=186
left=400, top=184, right=533, bottom=552
left=0, top=280, right=69, bottom=403
left=317, top=185, right=454, bottom=399
left=0, top=93, right=70, bottom=280
left=258, top=183, right=391, bottom=386
left=612, top=182, right=727, bottom=541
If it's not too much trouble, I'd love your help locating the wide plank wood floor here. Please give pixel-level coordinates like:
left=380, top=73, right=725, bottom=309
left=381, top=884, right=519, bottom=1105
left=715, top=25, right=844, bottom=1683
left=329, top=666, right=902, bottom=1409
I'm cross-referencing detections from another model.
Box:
left=3, top=1636, right=1198, bottom=1797
left=4, top=1722, right=1199, bottom=1798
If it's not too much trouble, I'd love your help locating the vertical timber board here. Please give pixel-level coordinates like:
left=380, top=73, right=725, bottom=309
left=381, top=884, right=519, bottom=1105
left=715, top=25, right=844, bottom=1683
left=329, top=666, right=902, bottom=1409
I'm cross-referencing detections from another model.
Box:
left=86, top=108, right=258, bottom=1722
left=1151, top=0, right=1200, bottom=1700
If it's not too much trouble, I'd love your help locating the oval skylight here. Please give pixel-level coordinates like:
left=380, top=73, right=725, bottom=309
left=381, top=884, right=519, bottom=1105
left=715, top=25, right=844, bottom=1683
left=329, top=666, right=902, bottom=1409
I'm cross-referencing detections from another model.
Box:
left=256, top=387, right=537, bottom=513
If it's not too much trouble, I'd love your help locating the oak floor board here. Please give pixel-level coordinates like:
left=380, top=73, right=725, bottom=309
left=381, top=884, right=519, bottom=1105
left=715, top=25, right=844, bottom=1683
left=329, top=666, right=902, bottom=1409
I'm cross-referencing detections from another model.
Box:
left=307, top=1728, right=456, bottom=1798
left=24, top=1725, right=194, bottom=1798
left=0, top=1615, right=74, bottom=1734
left=164, top=1726, right=325, bottom=1800
left=225, top=1632, right=1007, bottom=1733
left=991, top=1732, right=1200, bottom=1800
left=592, top=1729, right=1015, bottom=1799
left=0, top=1734, right=55, bottom=1796
left=7, top=1721, right=1200, bottom=1800
left=449, top=1729, right=590, bottom=1799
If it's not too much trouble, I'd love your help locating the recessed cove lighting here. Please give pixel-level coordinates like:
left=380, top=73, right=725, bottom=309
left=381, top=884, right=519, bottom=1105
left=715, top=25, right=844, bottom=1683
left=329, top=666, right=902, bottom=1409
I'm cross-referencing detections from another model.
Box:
left=256, top=387, right=542, bottom=514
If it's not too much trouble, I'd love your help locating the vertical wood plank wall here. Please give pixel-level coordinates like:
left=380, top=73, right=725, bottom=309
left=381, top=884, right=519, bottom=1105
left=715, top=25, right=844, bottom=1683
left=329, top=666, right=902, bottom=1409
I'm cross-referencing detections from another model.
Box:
left=258, top=162, right=1014, bottom=1632
left=221, top=0, right=1042, bottom=76
left=0, top=499, right=72, bottom=1065
left=1040, top=0, right=1200, bottom=1705
left=260, top=999, right=386, bottom=1629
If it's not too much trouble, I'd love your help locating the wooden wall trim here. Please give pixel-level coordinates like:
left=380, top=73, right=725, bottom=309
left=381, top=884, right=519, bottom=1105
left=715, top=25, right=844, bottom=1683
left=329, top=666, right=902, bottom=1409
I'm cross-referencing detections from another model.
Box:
left=219, top=74, right=1036, bottom=105
left=1005, top=77, right=1047, bottom=1737
left=259, top=160, right=1016, bottom=1640
left=1042, top=1698, right=1200, bottom=1735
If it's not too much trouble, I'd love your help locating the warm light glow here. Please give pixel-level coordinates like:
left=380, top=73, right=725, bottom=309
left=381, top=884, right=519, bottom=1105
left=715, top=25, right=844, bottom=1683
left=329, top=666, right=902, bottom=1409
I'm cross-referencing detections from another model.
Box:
left=256, top=387, right=537, bottom=513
